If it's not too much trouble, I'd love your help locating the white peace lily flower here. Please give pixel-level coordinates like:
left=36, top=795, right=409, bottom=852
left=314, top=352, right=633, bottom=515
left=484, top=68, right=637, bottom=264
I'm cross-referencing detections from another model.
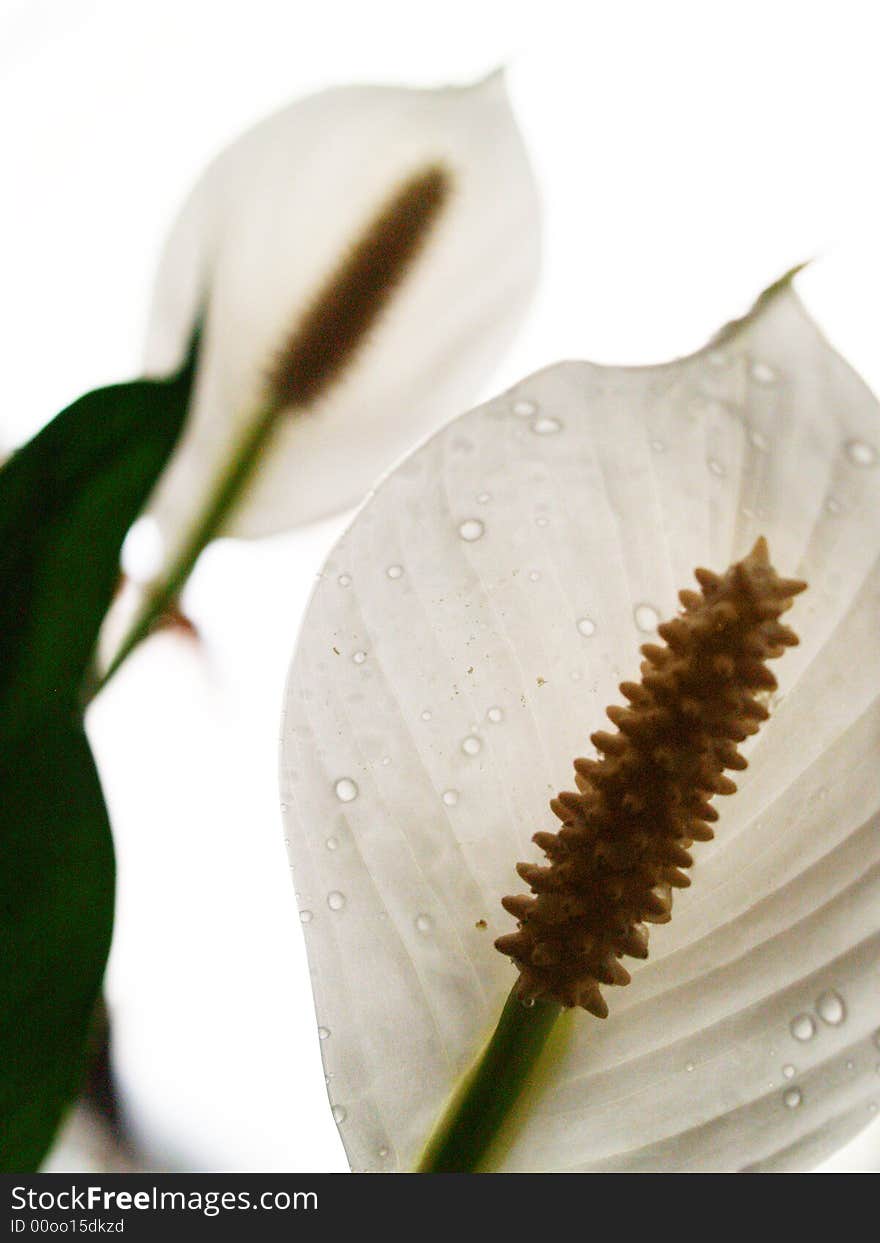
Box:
left=280, top=275, right=880, bottom=1172
left=143, top=73, right=540, bottom=544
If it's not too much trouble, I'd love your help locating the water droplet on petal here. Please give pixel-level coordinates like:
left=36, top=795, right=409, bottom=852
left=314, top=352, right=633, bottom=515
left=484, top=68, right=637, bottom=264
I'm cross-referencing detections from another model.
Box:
left=685, top=1062, right=695, bottom=1073
left=825, top=496, right=843, bottom=515
left=332, top=1105, right=346, bottom=1124
left=415, top=913, right=433, bottom=934
left=442, top=789, right=459, bottom=806
left=487, top=706, right=504, bottom=723
left=634, top=603, right=660, bottom=632
left=299, top=910, right=313, bottom=924
left=334, top=778, right=359, bottom=803
left=461, top=735, right=482, bottom=757
left=748, top=428, right=769, bottom=451
left=782, top=1065, right=796, bottom=1079
left=846, top=439, right=877, bottom=467
left=421, top=709, right=432, bottom=721
left=458, top=518, right=485, bottom=542
left=577, top=617, right=596, bottom=637
left=318, top=1026, right=330, bottom=1040
left=477, top=491, right=491, bottom=504
left=326, top=837, right=338, bottom=851
left=752, top=361, right=776, bottom=384
left=327, top=891, right=346, bottom=912
left=352, top=650, right=367, bottom=665
left=846, top=1060, right=855, bottom=1071
left=531, top=416, right=562, bottom=436
left=513, top=399, right=537, bottom=417
left=337, top=574, right=351, bottom=587
left=707, top=457, right=726, bottom=477
left=816, top=990, right=846, bottom=1026
left=783, top=1087, right=802, bottom=1109
left=378, top=1146, right=389, bottom=1159
left=386, top=564, right=404, bottom=579
left=650, top=439, right=666, bottom=453
left=790, top=1013, right=816, bottom=1042
left=381, top=756, right=391, bottom=766
left=528, top=570, right=541, bottom=582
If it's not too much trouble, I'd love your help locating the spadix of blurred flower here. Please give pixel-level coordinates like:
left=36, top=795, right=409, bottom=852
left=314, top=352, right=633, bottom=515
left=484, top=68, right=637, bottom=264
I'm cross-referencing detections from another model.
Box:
left=281, top=272, right=880, bottom=1172
left=143, top=74, right=540, bottom=545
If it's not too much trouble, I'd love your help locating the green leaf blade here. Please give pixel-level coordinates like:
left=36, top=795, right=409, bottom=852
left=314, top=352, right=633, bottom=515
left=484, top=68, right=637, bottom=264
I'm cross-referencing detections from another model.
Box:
left=0, top=348, right=195, bottom=1170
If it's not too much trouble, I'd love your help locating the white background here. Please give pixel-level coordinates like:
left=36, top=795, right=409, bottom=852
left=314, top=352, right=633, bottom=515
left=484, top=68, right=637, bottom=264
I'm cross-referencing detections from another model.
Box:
left=2, top=0, right=878, bottom=1171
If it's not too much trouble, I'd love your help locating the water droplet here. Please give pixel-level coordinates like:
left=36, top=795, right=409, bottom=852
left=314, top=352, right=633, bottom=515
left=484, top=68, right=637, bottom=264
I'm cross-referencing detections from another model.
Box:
left=825, top=496, right=843, bottom=515
left=326, top=837, right=338, bottom=851
left=634, top=603, right=660, bottom=632
left=521, top=997, right=535, bottom=1008
left=352, top=650, right=367, bottom=665
left=487, top=706, right=504, bottom=723
left=461, top=735, right=482, bottom=757
left=528, top=570, right=541, bottom=582
left=783, top=1064, right=796, bottom=1079
left=846, top=439, right=877, bottom=466
left=415, top=913, right=433, bottom=934
left=748, top=428, right=769, bottom=451
left=707, top=457, right=726, bottom=477
left=318, top=1026, right=330, bottom=1040
left=299, top=910, right=313, bottom=924
left=458, top=518, right=485, bottom=542
left=378, top=1146, right=389, bottom=1158
left=790, top=1013, right=816, bottom=1042
left=327, top=891, right=346, bottom=912
left=386, top=564, right=404, bottom=579
left=685, top=1062, right=695, bottom=1073
left=752, top=361, right=776, bottom=384
left=334, top=778, right=359, bottom=803
left=576, top=617, right=596, bottom=637
left=337, top=574, right=351, bottom=587
left=650, top=439, right=666, bottom=453
left=332, top=1105, right=347, bottom=1124
left=783, top=1087, right=802, bottom=1109
left=381, top=756, right=391, bottom=766
left=442, top=789, right=459, bottom=806
left=816, top=990, right=846, bottom=1026
left=846, top=1059, right=855, bottom=1071
left=535, top=515, right=549, bottom=528
left=477, top=491, right=491, bottom=504
left=531, top=416, right=562, bottom=435
left=513, top=399, right=537, bottom=417
left=421, top=709, right=432, bottom=721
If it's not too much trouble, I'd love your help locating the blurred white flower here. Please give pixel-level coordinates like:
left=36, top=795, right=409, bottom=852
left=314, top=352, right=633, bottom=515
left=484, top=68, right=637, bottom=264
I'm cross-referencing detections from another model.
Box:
left=144, top=73, right=540, bottom=544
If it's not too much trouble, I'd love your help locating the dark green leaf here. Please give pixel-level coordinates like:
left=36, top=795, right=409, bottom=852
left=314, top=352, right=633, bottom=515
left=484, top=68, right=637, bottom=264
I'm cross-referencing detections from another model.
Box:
left=0, top=342, right=196, bottom=1170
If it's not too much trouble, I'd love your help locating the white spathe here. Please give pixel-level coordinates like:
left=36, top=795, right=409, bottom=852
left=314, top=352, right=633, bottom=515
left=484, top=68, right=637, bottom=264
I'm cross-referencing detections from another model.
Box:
left=280, top=278, right=880, bottom=1172
left=143, top=74, right=540, bottom=543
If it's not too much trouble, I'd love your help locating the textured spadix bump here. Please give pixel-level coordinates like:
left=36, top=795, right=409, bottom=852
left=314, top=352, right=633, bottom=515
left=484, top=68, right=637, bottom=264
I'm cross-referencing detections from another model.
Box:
left=496, top=538, right=807, bottom=1014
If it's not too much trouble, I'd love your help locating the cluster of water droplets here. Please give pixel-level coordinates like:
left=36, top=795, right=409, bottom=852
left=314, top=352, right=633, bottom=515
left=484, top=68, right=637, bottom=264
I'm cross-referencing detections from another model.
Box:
left=781, top=989, right=849, bottom=1111
left=511, top=396, right=563, bottom=437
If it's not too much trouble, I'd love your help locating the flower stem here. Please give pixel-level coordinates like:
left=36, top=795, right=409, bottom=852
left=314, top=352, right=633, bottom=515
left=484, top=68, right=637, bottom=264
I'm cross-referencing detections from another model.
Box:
left=416, top=987, right=562, bottom=1172
left=91, top=407, right=275, bottom=698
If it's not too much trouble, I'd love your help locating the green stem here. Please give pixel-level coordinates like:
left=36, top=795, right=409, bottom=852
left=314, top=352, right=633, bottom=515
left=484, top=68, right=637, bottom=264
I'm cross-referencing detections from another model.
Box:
left=417, top=987, right=562, bottom=1172
left=91, top=406, right=276, bottom=698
